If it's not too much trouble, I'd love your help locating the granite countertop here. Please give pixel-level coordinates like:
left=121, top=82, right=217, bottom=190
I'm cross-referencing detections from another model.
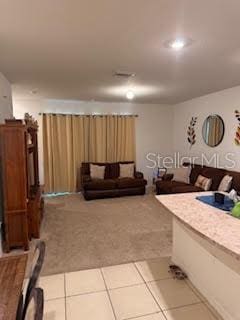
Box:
left=156, top=192, right=240, bottom=260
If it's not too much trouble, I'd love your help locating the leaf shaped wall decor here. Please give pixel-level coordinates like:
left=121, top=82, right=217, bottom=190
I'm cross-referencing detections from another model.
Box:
left=187, top=117, right=197, bottom=148
left=234, top=110, right=240, bottom=146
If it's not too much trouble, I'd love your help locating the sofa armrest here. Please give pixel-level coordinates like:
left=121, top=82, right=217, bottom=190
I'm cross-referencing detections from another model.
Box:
left=162, top=173, right=174, bottom=181
left=82, top=174, right=92, bottom=184
left=135, top=171, right=144, bottom=179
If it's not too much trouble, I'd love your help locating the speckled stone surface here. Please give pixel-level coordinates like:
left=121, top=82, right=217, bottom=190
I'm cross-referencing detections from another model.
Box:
left=156, top=192, right=240, bottom=260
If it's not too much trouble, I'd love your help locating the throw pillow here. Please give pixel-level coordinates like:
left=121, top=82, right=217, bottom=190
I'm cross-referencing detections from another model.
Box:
left=195, top=174, right=212, bottom=191
left=218, top=175, right=233, bottom=192
left=119, top=163, right=134, bottom=178
left=90, top=164, right=105, bottom=179
left=168, top=166, right=191, bottom=184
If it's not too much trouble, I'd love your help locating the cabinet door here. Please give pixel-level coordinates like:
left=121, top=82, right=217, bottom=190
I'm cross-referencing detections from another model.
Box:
left=1, top=126, right=27, bottom=211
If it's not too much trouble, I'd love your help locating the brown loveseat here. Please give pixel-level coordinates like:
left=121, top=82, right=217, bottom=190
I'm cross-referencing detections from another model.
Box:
left=80, top=162, right=147, bottom=200
left=156, top=163, right=240, bottom=195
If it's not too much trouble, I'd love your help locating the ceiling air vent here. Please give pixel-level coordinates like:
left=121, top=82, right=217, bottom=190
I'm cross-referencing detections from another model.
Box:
left=114, top=71, right=135, bottom=78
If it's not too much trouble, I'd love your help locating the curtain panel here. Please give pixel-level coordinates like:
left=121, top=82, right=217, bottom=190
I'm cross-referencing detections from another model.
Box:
left=43, top=114, right=136, bottom=193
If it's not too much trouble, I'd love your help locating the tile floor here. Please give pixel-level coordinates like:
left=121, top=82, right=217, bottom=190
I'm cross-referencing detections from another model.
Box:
left=39, top=257, right=222, bottom=320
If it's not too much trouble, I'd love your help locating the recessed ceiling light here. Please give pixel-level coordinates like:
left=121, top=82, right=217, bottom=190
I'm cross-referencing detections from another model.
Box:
left=126, top=90, right=135, bottom=100
left=170, top=39, right=186, bottom=50
left=165, top=37, right=192, bottom=50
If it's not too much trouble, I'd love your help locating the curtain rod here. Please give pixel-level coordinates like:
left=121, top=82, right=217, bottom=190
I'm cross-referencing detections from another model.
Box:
left=38, top=112, right=138, bottom=117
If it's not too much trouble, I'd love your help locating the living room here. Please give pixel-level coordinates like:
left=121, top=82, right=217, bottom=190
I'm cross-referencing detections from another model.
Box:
left=1, top=1, right=240, bottom=320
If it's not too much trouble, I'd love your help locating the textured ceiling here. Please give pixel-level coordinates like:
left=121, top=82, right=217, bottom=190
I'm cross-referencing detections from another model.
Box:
left=1, top=0, right=240, bottom=103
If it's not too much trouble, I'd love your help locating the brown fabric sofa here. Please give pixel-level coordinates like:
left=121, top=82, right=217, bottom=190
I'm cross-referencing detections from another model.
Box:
left=156, top=163, right=240, bottom=195
left=80, top=161, right=147, bottom=200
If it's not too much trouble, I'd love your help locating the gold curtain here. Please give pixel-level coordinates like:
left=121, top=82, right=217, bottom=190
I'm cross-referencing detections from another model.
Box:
left=106, top=115, right=136, bottom=161
left=43, top=114, right=75, bottom=193
left=43, top=114, right=136, bottom=193
left=72, top=116, right=90, bottom=191
left=89, top=116, right=107, bottom=162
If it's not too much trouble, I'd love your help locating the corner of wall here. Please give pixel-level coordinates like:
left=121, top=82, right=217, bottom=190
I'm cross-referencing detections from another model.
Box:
left=0, top=72, right=13, bottom=122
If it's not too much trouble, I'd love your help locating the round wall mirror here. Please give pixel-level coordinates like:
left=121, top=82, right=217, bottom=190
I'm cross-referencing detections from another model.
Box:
left=202, top=115, right=225, bottom=147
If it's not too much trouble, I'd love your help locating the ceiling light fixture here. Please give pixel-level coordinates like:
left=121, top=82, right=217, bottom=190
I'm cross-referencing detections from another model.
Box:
left=170, top=39, right=186, bottom=50
left=126, top=90, right=135, bottom=100
left=114, top=71, right=135, bottom=78
left=165, top=37, right=192, bottom=50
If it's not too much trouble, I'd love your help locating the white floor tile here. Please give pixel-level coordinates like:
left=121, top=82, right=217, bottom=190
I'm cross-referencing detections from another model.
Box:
left=65, top=268, right=105, bottom=296
left=109, top=284, right=160, bottom=320
left=39, top=261, right=222, bottom=320
left=39, top=274, right=65, bottom=300
left=44, top=298, right=65, bottom=320
left=66, top=291, right=115, bottom=320
left=135, top=257, right=172, bottom=282
left=164, top=303, right=217, bottom=320
left=102, top=263, right=144, bottom=289
left=147, top=278, right=200, bottom=310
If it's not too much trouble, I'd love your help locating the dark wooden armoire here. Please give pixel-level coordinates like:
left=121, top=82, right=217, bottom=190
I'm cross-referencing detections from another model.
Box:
left=0, top=114, right=43, bottom=252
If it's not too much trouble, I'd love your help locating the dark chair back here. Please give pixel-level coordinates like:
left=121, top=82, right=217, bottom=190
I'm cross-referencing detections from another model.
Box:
left=22, top=241, right=46, bottom=319
left=24, top=288, right=44, bottom=320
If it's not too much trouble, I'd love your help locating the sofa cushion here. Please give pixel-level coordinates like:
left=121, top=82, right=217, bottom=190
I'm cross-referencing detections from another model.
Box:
left=90, top=164, right=105, bottom=179
left=116, top=178, right=147, bottom=189
left=81, top=161, right=136, bottom=179
left=82, top=162, right=111, bottom=179
left=195, top=174, right=212, bottom=191
left=226, top=170, right=240, bottom=193
left=168, top=166, right=191, bottom=184
left=171, top=185, right=203, bottom=194
left=84, top=179, right=117, bottom=190
left=120, top=163, right=135, bottom=178
left=189, top=164, right=204, bottom=185
left=107, top=163, right=119, bottom=179
left=201, top=167, right=226, bottom=190
left=107, top=161, right=135, bottom=179
left=156, top=180, right=190, bottom=194
left=156, top=180, right=203, bottom=194
left=218, top=175, right=233, bottom=192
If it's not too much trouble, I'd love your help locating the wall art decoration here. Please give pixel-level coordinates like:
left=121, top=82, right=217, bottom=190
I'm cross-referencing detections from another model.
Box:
left=187, top=116, right=197, bottom=148
left=234, top=110, right=240, bottom=146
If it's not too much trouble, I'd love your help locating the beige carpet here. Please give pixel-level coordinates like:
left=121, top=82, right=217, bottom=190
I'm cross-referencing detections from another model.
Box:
left=40, top=193, right=172, bottom=276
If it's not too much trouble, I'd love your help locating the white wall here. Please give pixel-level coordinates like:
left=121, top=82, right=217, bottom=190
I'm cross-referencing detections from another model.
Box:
left=173, top=86, right=240, bottom=171
left=0, top=72, right=13, bottom=123
left=13, top=99, right=174, bottom=184
left=13, top=85, right=240, bottom=187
